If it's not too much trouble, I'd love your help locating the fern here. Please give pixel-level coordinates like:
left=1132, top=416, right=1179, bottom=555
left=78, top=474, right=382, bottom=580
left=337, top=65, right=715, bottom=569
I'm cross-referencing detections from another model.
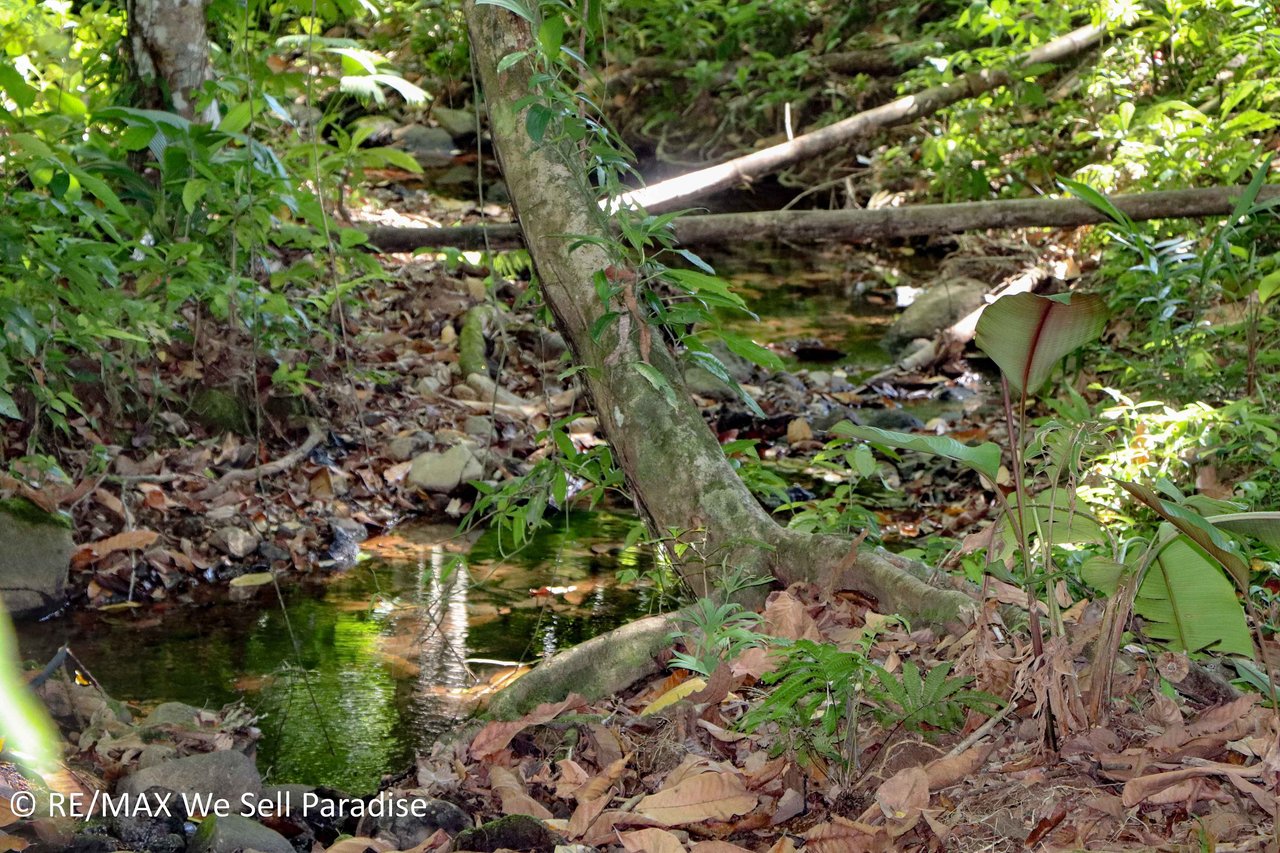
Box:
left=739, top=639, right=872, bottom=738
left=870, top=661, right=1003, bottom=733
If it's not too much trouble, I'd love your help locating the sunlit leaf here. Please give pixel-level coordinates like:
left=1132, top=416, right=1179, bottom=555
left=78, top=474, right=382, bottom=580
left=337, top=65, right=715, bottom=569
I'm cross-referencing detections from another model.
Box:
left=975, top=292, right=1107, bottom=396
left=1119, top=481, right=1250, bottom=590
left=1134, top=535, right=1253, bottom=657
left=831, top=422, right=1001, bottom=481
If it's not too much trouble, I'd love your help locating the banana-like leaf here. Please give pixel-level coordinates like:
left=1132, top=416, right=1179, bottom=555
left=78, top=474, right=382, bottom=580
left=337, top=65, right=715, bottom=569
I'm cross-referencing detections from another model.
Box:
left=1080, top=557, right=1130, bottom=596
left=1134, top=535, right=1253, bottom=657
left=1208, top=511, right=1280, bottom=552
left=975, top=292, right=1107, bottom=396
left=1119, top=481, right=1250, bottom=590
left=831, top=422, right=1001, bottom=481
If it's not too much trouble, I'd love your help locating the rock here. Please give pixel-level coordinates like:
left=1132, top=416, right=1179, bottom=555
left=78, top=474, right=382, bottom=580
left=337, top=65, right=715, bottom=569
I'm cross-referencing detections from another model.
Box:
left=117, top=750, right=262, bottom=803
left=453, top=814, right=559, bottom=853
left=391, top=124, right=457, bottom=168
left=408, top=445, right=484, bottom=493
left=260, top=784, right=315, bottom=815
left=388, top=434, right=419, bottom=461
left=465, top=373, right=526, bottom=407
left=807, top=370, right=831, bottom=388
left=356, top=795, right=470, bottom=848
left=110, top=786, right=187, bottom=853
left=138, top=744, right=177, bottom=770
left=0, top=497, right=73, bottom=619
left=683, top=366, right=736, bottom=400
left=257, top=542, right=290, bottom=563
left=141, top=702, right=203, bottom=729
left=189, top=814, right=292, bottom=853
left=863, top=408, right=924, bottom=431
left=885, top=277, right=988, bottom=351
left=210, top=527, right=260, bottom=560
left=464, top=415, right=493, bottom=437
left=330, top=517, right=368, bottom=544
left=433, top=106, right=477, bottom=139
left=415, top=375, right=443, bottom=396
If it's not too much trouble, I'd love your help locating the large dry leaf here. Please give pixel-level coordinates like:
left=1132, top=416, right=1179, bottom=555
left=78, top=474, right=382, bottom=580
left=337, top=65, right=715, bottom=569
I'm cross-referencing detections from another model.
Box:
left=691, top=842, right=755, bottom=852
left=635, top=771, right=757, bottom=826
left=766, top=838, right=798, bottom=853
left=619, top=827, right=684, bottom=853
left=875, top=766, right=929, bottom=835
left=581, top=811, right=666, bottom=847
left=554, top=759, right=592, bottom=799
left=729, top=646, right=776, bottom=680
left=72, top=529, right=159, bottom=566
left=763, top=590, right=822, bottom=641
left=576, top=755, right=629, bottom=802
left=803, top=815, right=887, bottom=853
left=771, top=787, right=805, bottom=826
left=923, top=744, right=994, bottom=790
left=640, top=677, right=707, bottom=715
left=567, top=793, right=610, bottom=841
left=489, top=765, right=554, bottom=819
left=1123, top=762, right=1262, bottom=807
left=470, top=694, right=586, bottom=760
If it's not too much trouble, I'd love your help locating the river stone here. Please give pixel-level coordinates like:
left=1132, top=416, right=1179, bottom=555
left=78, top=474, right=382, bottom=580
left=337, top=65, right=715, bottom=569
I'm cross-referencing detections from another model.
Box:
left=464, top=415, right=492, bottom=437
left=356, top=795, right=470, bottom=847
left=210, top=527, right=260, bottom=559
left=465, top=372, right=527, bottom=407
left=408, top=445, right=483, bottom=493
left=141, top=702, right=203, bottom=729
left=683, top=366, right=736, bottom=400
left=391, top=124, right=457, bottom=168
left=189, top=814, right=292, bottom=853
left=117, top=749, right=262, bottom=803
left=110, top=786, right=187, bottom=853
left=884, top=276, right=988, bottom=351
left=388, top=434, right=419, bottom=461
left=0, top=497, right=73, bottom=620
left=433, top=106, right=477, bottom=139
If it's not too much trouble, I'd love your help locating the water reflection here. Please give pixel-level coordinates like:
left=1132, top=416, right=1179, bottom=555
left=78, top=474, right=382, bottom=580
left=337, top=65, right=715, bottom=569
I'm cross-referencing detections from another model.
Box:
left=16, top=511, right=653, bottom=793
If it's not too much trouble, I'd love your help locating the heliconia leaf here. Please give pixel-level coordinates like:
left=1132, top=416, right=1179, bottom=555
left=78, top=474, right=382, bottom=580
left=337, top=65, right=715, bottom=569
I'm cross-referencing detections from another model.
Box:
left=1134, top=536, right=1253, bottom=658
left=1119, top=481, right=1250, bottom=590
left=1209, top=511, right=1280, bottom=552
left=975, top=292, right=1107, bottom=396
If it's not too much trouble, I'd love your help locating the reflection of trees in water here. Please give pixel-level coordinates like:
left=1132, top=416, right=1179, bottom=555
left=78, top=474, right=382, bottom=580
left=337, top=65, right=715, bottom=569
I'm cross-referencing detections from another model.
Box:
left=415, top=544, right=471, bottom=691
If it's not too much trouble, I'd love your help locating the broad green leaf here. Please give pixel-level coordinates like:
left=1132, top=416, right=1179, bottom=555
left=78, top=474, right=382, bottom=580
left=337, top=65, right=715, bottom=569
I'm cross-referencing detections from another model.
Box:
left=0, top=391, right=18, bottom=420
left=1134, top=536, right=1252, bottom=657
left=1080, top=557, right=1129, bottom=596
left=1208, top=512, right=1280, bottom=552
left=217, top=101, right=254, bottom=134
left=182, top=179, right=209, bottom=214
left=0, top=65, right=37, bottom=110
left=497, top=51, right=529, bottom=73
left=1258, top=269, right=1280, bottom=305
left=1118, top=481, right=1250, bottom=590
left=831, top=422, right=1001, bottom=481
left=361, top=146, right=425, bottom=173
left=526, top=103, right=554, bottom=142
left=975, top=292, right=1107, bottom=396
left=715, top=332, right=784, bottom=371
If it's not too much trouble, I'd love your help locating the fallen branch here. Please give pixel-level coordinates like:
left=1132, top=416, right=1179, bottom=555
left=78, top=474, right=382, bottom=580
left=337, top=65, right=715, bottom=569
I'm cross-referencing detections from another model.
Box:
left=192, top=421, right=327, bottom=501
left=614, top=23, right=1109, bottom=212
left=365, top=184, right=1280, bottom=252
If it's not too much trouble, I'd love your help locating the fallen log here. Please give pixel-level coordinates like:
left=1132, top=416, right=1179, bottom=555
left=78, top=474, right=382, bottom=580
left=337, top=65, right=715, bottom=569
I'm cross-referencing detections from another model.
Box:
left=365, top=184, right=1280, bottom=252
left=614, top=22, right=1109, bottom=212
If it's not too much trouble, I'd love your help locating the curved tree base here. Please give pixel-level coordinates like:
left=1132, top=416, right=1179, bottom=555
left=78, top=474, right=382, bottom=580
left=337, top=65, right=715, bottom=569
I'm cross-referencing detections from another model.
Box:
left=486, top=542, right=978, bottom=720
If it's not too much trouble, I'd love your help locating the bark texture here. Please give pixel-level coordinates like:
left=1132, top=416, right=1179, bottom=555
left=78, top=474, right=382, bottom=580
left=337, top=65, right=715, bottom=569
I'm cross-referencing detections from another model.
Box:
left=463, top=2, right=976, bottom=627
left=365, top=185, right=1280, bottom=252
left=127, top=0, right=216, bottom=121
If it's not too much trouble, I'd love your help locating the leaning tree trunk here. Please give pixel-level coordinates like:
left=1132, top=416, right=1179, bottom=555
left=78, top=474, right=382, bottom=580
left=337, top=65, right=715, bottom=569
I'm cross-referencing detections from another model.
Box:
left=126, top=0, right=218, bottom=122
left=462, top=3, right=976, bottom=638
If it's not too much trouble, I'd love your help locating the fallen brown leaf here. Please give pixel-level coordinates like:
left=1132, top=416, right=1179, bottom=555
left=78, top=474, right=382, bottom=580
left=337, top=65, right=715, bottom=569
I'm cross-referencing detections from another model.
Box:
left=634, top=771, right=757, bottom=826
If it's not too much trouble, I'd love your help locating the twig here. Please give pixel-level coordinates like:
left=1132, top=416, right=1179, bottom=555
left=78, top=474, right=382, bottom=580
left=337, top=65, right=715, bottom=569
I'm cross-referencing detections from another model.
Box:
left=945, top=699, right=1017, bottom=758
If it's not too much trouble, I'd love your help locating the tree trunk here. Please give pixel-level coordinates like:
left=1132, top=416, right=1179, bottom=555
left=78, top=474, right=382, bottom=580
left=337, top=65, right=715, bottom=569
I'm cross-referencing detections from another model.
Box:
left=126, top=0, right=217, bottom=122
left=462, top=2, right=976, bottom=627
left=365, top=184, right=1280, bottom=253
left=615, top=23, right=1108, bottom=213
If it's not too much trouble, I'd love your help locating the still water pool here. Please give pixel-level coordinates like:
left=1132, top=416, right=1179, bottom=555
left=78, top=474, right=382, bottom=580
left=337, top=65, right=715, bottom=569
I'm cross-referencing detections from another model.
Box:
left=17, top=512, right=654, bottom=793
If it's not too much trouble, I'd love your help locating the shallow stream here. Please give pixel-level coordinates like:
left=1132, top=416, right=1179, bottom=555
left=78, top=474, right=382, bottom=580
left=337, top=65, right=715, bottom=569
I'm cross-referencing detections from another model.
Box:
left=17, top=512, right=654, bottom=793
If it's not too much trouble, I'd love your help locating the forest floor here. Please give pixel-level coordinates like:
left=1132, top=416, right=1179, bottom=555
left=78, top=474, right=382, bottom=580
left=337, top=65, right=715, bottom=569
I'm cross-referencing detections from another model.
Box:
left=10, top=172, right=1280, bottom=853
